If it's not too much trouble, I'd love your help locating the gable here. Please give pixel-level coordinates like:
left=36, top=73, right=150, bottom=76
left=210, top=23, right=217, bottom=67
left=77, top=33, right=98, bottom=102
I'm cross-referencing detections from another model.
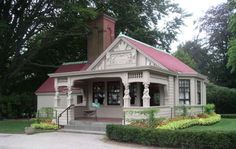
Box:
left=89, top=38, right=166, bottom=71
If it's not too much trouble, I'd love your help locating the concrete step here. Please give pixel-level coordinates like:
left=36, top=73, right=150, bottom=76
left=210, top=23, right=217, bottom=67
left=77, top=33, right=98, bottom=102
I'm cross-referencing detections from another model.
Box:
left=64, top=120, right=109, bottom=132
left=58, top=129, right=106, bottom=135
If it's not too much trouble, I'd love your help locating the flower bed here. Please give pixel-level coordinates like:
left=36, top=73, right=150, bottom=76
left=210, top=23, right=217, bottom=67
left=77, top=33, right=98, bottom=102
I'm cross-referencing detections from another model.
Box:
left=157, top=114, right=221, bottom=130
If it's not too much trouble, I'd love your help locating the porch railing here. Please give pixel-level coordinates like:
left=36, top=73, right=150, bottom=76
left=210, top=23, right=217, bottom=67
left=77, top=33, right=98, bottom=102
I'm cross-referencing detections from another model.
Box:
left=57, top=104, right=75, bottom=127
left=123, top=105, right=204, bottom=125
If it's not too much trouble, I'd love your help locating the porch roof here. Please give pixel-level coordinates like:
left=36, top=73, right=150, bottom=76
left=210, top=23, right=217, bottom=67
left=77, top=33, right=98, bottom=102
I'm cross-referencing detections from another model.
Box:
left=35, top=62, right=89, bottom=93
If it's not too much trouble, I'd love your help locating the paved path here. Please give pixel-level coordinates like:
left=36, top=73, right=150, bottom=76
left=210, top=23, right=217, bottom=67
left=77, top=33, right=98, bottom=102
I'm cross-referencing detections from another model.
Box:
left=0, top=132, right=158, bottom=149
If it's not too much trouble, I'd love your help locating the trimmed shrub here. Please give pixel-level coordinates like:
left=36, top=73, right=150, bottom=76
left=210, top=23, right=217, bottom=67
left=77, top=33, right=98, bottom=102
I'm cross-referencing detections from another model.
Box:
left=207, top=83, right=236, bottom=114
left=221, top=114, right=236, bottom=118
left=106, top=124, right=236, bottom=149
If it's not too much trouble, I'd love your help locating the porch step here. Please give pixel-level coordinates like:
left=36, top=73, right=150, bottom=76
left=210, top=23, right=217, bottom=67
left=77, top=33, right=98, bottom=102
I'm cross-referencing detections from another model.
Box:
left=63, top=120, right=110, bottom=133
left=58, top=129, right=106, bottom=135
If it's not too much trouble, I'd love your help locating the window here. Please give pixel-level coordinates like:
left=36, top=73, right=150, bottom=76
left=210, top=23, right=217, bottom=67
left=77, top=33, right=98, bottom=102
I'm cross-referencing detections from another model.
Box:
left=129, top=83, right=137, bottom=105
left=93, top=82, right=105, bottom=105
left=77, top=95, right=83, bottom=104
left=179, top=79, right=190, bottom=105
left=150, top=84, right=160, bottom=106
left=197, top=81, right=201, bottom=104
left=107, top=81, right=121, bottom=105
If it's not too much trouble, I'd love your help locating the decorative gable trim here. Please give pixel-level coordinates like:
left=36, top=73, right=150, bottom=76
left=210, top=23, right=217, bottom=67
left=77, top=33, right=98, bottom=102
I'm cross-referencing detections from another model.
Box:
left=87, top=35, right=168, bottom=71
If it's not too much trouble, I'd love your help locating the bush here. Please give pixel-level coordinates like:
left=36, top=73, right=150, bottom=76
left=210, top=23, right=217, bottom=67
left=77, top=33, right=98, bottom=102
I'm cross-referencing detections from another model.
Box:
left=204, top=104, right=215, bottom=114
left=0, top=93, right=36, bottom=119
left=106, top=124, right=236, bottom=149
left=31, top=122, right=58, bottom=130
left=157, top=114, right=221, bottom=130
left=207, top=83, right=236, bottom=114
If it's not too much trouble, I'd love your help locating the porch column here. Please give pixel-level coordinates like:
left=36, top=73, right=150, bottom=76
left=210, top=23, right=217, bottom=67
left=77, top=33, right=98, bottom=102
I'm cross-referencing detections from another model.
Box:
left=67, top=85, right=72, bottom=106
left=123, top=83, right=131, bottom=107
left=142, top=82, right=150, bottom=107
left=54, top=78, right=59, bottom=107
left=54, top=87, right=59, bottom=107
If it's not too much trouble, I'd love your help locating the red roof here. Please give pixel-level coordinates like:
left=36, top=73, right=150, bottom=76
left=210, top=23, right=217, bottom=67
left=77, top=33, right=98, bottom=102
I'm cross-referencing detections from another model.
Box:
left=36, top=35, right=198, bottom=94
left=125, top=37, right=197, bottom=74
left=35, top=63, right=89, bottom=93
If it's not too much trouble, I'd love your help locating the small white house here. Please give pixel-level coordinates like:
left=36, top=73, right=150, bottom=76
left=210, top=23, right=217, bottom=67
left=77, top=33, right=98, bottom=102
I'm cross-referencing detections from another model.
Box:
left=35, top=14, right=207, bottom=125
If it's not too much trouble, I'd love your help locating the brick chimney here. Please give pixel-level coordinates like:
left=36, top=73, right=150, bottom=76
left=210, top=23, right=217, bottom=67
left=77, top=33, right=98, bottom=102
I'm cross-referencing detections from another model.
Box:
left=87, top=14, right=116, bottom=62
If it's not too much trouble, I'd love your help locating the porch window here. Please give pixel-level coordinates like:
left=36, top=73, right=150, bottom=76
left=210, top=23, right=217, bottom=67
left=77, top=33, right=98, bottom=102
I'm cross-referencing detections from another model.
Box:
left=197, top=81, right=201, bottom=104
left=179, top=79, right=190, bottom=105
left=107, top=81, right=120, bottom=105
left=93, top=82, right=105, bottom=105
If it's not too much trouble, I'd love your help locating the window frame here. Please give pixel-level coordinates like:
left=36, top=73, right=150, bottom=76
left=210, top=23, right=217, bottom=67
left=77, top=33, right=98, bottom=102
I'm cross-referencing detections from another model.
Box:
left=179, top=79, right=191, bottom=105
left=197, top=81, right=201, bottom=104
left=107, top=81, right=121, bottom=105
left=92, top=82, right=105, bottom=105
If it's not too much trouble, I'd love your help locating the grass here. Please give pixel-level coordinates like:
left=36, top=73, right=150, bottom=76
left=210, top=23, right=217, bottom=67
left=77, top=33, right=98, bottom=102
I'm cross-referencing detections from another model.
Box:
left=185, top=118, right=236, bottom=131
left=0, top=119, right=33, bottom=134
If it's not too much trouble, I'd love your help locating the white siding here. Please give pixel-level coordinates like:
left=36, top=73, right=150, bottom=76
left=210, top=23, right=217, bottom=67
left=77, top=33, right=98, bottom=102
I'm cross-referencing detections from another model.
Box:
left=37, top=94, right=54, bottom=110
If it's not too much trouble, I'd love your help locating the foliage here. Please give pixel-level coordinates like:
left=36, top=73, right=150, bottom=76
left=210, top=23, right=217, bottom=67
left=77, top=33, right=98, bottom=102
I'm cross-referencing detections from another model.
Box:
left=207, top=83, right=236, bottom=114
left=174, top=47, right=197, bottom=69
left=95, top=0, right=189, bottom=52
left=157, top=114, right=221, bottom=130
left=199, top=2, right=236, bottom=88
left=106, top=124, right=236, bottom=149
left=176, top=40, right=209, bottom=75
left=129, top=118, right=165, bottom=128
left=31, top=122, right=58, bottom=130
left=0, top=93, right=36, bottom=119
left=227, top=39, right=236, bottom=72
left=204, top=104, right=215, bottom=115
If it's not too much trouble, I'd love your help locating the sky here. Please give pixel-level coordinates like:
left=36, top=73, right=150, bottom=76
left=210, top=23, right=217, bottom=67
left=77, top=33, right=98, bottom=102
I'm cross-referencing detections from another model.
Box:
left=171, top=0, right=227, bottom=52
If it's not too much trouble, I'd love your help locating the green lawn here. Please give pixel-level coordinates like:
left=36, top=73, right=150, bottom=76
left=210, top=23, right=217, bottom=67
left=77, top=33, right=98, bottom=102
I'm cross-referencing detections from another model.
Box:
left=0, top=119, right=33, bottom=133
left=185, top=118, right=236, bottom=131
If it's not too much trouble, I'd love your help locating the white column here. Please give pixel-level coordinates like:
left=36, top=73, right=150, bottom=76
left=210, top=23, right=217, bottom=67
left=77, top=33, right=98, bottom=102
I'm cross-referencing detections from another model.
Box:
left=190, top=78, right=195, bottom=105
left=142, top=82, right=150, bottom=107
left=123, top=83, right=131, bottom=107
left=67, top=85, right=72, bottom=106
left=54, top=78, right=59, bottom=107
left=54, top=87, right=59, bottom=107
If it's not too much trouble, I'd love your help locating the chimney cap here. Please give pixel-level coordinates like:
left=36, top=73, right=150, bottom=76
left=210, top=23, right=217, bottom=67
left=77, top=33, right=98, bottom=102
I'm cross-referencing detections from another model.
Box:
left=96, top=13, right=117, bottom=22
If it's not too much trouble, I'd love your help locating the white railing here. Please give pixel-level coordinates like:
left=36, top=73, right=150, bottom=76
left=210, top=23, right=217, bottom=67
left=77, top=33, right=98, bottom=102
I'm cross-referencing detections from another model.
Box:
left=128, top=72, right=143, bottom=79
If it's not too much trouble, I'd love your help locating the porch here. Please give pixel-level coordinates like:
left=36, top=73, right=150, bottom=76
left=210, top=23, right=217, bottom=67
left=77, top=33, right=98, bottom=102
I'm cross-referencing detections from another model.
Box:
left=53, top=70, right=171, bottom=125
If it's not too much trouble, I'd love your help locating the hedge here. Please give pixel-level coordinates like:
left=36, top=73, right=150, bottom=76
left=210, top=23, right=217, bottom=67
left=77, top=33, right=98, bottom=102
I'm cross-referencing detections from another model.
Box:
left=207, top=83, right=236, bottom=114
left=221, top=114, right=236, bottom=118
left=106, top=125, right=236, bottom=149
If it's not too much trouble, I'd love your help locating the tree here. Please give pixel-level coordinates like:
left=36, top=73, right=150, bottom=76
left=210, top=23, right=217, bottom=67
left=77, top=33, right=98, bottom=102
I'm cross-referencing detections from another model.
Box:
left=174, top=48, right=197, bottom=69
left=0, top=0, right=96, bottom=95
left=198, top=1, right=236, bottom=88
left=176, top=40, right=209, bottom=75
left=227, top=1, right=236, bottom=72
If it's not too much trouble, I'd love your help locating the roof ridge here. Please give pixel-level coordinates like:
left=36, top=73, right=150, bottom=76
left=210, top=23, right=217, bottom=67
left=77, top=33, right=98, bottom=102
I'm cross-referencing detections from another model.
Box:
left=62, top=61, right=88, bottom=65
left=118, top=32, right=171, bottom=55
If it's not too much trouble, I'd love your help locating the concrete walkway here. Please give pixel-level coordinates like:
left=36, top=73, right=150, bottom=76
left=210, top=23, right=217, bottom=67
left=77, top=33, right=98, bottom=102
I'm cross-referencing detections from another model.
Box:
left=0, top=132, right=158, bottom=149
